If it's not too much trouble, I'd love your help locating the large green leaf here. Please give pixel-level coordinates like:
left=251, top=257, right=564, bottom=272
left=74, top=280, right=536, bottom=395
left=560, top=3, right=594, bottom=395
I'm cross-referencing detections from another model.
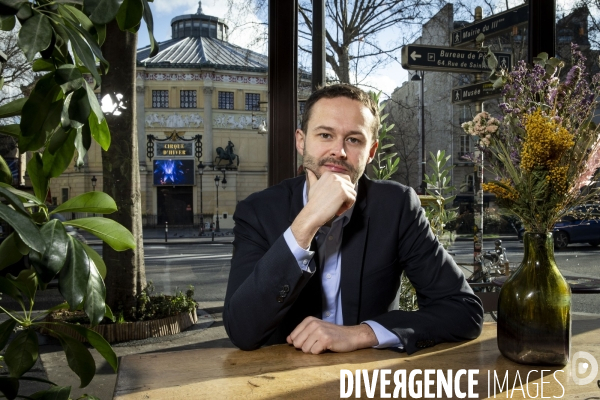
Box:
left=80, top=241, right=106, bottom=278
left=59, top=4, right=94, bottom=31
left=0, top=376, right=19, bottom=400
left=32, top=58, right=56, bottom=72
left=84, top=81, right=104, bottom=124
left=55, top=331, right=95, bottom=388
left=0, top=202, right=45, bottom=253
left=141, top=0, right=158, bottom=57
left=48, top=126, right=70, bottom=155
left=0, top=124, right=20, bottom=138
left=26, top=153, right=48, bottom=203
left=18, top=13, right=52, bottom=61
left=0, top=234, right=23, bottom=270
left=0, top=319, right=17, bottom=352
left=0, top=15, right=16, bottom=31
left=49, top=322, right=117, bottom=372
left=84, top=0, right=123, bottom=25
left=67, top=217, right=135, bottom=251
left=4, top=329, right=38, bottom=378
left=0, top=186, right=28, bottom=216
left=87, top=112, right=110, bottom=150
left=62, top=24, right=101, bottom=86
left=7, top=269, right=37, bottom=304
left=116, top=0, right=142, bottom=32
left=55, top=64, right=84, bottom=92
left=0, top=97, right=27, bottom=119
left=66, top=18, right=109, bottom=74
left=58, top=237, right=90, bottom=309
left=20, top=73, right=62, bottom=151
left=0, top=182, right=43, bottom=205
left=50, top=191, right=117, bottom=215
left=29, top=220, right=69, bottom=283
left=74, top=126, right=90, bottom=166
left=69, top=87, right=91, bottom=126
left=0, top=276, right=24, bottom=307
left=84, top=260, right=105, bottom=326
left=42, top=129, right=76, bottom=178
left=0, top=156, right=13, bottom=185
left=30, top=385, right=72, bottom=399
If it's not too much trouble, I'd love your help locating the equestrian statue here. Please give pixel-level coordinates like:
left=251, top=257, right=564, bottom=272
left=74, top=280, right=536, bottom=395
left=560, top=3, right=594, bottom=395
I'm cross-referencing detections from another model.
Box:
left=215, top=140, right=239, bottom=166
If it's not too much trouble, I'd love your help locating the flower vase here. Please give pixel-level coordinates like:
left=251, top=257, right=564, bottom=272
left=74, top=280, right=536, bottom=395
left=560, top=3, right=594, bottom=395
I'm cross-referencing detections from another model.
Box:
left=497, top=232, right=571, bottom=365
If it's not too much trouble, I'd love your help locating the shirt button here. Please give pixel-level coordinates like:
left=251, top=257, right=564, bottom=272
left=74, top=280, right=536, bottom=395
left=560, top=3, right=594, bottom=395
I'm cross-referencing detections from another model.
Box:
left=328, top=236, right=333, bottom=241
left=303, top=259, right=308, bottom=265
left=326, top=273, right=332, bottom=279
left=325, top=311, right=331, bottom=317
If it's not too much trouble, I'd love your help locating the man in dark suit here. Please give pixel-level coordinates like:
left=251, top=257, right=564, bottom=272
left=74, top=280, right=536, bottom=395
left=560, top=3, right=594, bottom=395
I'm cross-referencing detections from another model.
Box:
left=224, top=84, right=484, bottom=355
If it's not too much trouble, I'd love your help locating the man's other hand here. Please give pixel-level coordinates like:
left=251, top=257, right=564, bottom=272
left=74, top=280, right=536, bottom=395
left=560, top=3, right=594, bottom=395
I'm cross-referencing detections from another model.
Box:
left=286, top=317, right=378, bottom=354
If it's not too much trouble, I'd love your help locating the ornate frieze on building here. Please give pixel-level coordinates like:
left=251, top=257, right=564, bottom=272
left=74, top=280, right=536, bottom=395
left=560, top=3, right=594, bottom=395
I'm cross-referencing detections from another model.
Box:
left=136, top=72, right=267, bottom=85
left=145, top=112, right=204, bottom=128
left=213, top=113, right=265, bottom=130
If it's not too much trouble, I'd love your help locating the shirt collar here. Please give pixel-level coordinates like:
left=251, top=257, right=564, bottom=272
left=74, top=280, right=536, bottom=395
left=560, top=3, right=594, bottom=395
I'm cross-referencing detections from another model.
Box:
left=302, top=178, right=356, bottom=228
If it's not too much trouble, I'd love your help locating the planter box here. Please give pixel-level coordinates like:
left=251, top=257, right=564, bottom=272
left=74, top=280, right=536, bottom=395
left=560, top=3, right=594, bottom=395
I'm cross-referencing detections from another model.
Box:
left=41, top=310, right=198, bottom=343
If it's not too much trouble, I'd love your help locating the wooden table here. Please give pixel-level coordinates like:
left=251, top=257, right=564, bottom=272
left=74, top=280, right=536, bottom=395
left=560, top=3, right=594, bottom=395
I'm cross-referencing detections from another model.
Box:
left=114, top=321, right=600, bottom=399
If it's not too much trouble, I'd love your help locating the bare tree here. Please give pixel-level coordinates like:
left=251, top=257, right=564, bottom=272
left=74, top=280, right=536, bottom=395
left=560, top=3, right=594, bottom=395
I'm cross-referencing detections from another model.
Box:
left=0, top=28, right=35, bottom=110
left=297, top=0, right=444, bottom=84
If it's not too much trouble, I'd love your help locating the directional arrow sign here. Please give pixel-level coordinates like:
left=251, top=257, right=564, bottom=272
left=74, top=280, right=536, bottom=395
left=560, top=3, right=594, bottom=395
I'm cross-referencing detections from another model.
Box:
left=451, top=4, right=528, bottom=47
left=401, top=44, right=512, bottom=74
left=452, top=81, right=502, bottom=105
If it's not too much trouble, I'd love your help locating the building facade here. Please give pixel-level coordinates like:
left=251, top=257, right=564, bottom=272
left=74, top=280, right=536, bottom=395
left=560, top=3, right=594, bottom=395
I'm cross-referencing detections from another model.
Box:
left=49, top=4, right=274, bottom=229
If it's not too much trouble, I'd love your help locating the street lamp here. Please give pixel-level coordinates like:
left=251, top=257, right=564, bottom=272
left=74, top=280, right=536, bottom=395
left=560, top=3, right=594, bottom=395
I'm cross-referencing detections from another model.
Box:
left=214, top=174, right=221, bottom=232
left=221, top=168, right=227, bottom=189
left=91, top=176, right=97, bottom=191
left=198, top=162, right=205, bottom=235
left=411, top=71, right=426, bottom=194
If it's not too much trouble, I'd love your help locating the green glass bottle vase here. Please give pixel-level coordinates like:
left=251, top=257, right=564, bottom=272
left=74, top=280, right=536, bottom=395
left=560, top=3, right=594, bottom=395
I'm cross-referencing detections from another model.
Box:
left=497, top=232, right=571, bottom=365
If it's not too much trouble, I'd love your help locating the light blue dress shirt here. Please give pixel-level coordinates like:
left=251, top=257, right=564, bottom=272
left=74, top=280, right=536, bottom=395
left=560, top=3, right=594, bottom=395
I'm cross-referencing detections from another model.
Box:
left=282, top=181, right=402, bottom=349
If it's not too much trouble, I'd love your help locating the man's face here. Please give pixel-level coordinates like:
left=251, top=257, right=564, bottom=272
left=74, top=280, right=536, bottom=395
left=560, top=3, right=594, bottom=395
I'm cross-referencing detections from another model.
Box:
left=295, top=97, right=379, bottom=184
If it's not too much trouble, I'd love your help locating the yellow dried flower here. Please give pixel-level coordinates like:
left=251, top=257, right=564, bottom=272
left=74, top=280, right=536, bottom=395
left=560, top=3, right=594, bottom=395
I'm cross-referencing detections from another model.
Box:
left=483, top=180, right=519, bottom=202
left=520, top=109, right=574, bottom=173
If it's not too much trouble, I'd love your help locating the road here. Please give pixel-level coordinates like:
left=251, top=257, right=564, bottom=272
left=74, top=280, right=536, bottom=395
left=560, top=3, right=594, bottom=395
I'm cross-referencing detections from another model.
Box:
left=5, top=240, right=597, bottom=315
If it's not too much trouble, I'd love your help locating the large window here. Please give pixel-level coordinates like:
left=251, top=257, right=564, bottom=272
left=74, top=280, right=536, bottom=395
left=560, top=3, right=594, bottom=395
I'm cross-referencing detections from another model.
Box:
left=459, top=135, right=471, bottom=159
left=299, top=101, right=306, bottom=116
left=218, top=91, right=234, bottom=110
left=180, top=90, right=197, bottom=108
left=152, top=90, right=169, bottom=108
left=61, top=188, right=69, bottom=204
left=245, top=93, right=260, bottom=111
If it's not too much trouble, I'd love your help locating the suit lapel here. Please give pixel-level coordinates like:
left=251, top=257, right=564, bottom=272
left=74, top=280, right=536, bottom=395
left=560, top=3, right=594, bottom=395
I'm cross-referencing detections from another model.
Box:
left=340, top=175, right=369, bottom=326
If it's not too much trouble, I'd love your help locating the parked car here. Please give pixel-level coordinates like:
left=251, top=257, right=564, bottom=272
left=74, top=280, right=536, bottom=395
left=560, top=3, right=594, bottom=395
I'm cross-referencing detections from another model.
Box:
left=518, top=205, right=600, bottom=249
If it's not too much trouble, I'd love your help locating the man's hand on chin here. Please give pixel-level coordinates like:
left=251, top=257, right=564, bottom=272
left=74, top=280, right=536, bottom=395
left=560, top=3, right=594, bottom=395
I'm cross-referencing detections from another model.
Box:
left=286, top=316, right=378, bottom=354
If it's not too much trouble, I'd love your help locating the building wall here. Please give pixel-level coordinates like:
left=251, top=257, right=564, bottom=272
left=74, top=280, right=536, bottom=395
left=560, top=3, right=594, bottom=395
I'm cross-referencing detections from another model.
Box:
left=49, top=67, right=271, bottom=227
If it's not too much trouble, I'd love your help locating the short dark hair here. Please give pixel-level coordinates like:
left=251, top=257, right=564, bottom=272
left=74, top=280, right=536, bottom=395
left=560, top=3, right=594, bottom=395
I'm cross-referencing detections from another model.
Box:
left=300, top=84, right=380, bottom=141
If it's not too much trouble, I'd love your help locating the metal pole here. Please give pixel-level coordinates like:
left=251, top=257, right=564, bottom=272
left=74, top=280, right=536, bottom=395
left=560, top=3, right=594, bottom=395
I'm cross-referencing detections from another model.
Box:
left=216, top=183, right=220, bottom=232
left=528, top=0, right=556, bottom=63
left=312, top=0, right=325, bottom=92
left=199, top=175, right=204, bottom=236
left=165, top=222, right=168, bottom=243
left=420, top=72, right=426, bottom=194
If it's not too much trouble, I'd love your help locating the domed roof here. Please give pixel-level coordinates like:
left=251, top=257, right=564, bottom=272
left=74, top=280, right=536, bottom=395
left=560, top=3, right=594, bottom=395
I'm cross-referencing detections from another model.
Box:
left=136, top=1, right=267, bottom=72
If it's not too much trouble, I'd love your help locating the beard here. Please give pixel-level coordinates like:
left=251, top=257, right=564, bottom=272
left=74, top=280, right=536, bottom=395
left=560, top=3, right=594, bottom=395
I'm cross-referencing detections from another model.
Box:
left=303, top=151, right=361, bottom=184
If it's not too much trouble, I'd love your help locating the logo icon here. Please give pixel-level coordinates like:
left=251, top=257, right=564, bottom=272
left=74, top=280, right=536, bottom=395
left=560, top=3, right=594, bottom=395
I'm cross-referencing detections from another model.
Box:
left=571, top=351, right=599, bottom=386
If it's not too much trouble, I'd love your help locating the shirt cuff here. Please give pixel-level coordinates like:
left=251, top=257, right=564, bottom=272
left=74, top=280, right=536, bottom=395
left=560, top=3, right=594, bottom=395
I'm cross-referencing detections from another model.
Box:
left=362, top=321, right=404, bottom=349
left=283, top=227, right=315, bottom=273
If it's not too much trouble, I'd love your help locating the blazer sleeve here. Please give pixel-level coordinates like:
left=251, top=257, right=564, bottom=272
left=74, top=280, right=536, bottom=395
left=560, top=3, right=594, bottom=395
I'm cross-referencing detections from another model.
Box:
left=370, top=187, right=484, bottom=355
left=223, top=198, right=314, bottom=350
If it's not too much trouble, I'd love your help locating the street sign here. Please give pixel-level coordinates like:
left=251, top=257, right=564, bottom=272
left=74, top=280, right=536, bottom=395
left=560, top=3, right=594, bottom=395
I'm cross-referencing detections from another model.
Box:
left=451, top=81, right=501, bottom=104
left=451, top=4, right=528, bottom=47
left=401, top=44, right=511, bottom=74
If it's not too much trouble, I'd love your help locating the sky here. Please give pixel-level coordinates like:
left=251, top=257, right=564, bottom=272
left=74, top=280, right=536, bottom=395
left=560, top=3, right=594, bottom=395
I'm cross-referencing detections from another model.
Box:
left=137, top=0, right=574, bottom=99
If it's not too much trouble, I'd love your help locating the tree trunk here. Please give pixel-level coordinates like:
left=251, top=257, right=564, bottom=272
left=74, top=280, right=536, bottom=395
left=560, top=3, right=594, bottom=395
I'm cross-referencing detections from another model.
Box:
left=101, top=21, right=146, bottom=318
left=338, top=45, right=351, bottom=84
